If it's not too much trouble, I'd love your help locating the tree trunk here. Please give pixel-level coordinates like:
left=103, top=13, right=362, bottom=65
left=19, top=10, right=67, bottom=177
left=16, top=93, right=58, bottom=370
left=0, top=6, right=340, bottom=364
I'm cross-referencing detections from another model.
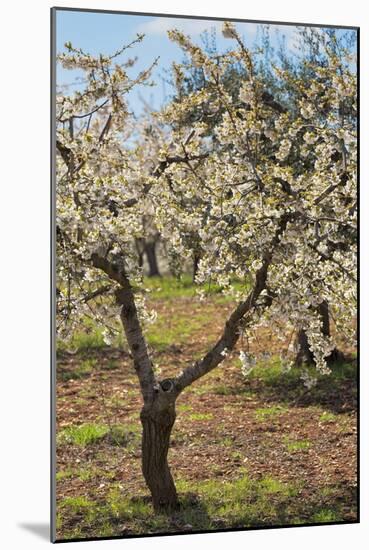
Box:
left=192, top=252, right=200, bottom=283
left=140, top=402, right=179, bottom=512
left=319, top=300, right=330, bottom=336
left=295, top=300, right=344, bottom=365
left=91, top=253, right=179, bottom=511
left=295, top=328, right=314, bottom=365
left=145, top=241, right=161, bottom=277
left=135, top=238, right=144, bottom=269
left=137, top=250, right=144, bottom=269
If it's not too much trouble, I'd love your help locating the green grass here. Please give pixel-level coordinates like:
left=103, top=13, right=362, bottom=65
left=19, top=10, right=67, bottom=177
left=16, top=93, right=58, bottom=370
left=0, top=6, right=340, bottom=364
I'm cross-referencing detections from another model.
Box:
left=188, top=383, right=215, bottom=396
left=56, top=313, right=125, bottom=353
left=102, top=360, right=119, bottom=371
left=56, top=469, right=75, bottom=482
left=319, top=411, right=338, bottom=422
left=56, top=471, right=353, bottom=540
left=106, top=424, right=141, bottom=448
left=243, top=357, right=357, bottom=411
left=255, top=405, right=288, bottom=422
left=58, top=327, right=106, bottom=352
left=107, top=487, right=153, bottom=520
left=54, top=465, right=113, bottom=486
left=58, top=424, right=108, bottom=446
left=144, top=275, right=198, bottom=300
left=56, top=275, right=250, bottom=354
left=188, top=412, right=214, bottom=421
left=176, top=472, right=300, bottom=528
left=58, top=495, right=96, bottom=531
left=245, top=356, right=292, bottom=381
left=57, top=423, right=140, bottom=448
left=231, top=451, right=243, bottom=460
left=144, top=274, right=250, bottom=301
left=284, top=438, right=311, bottom=452
left=57, top=496, right=96, bottom=537
left=246, top=357, right=356, bottom=387
left=212, top=384, right=235, bottom=395
left=312, top=508, right=341, bottom=523
left=221, top=437, right=234, bottom=447
left=145, top=310, right=212, bottom=350
left=320, top=486, right=339, bottom=498
left=177, top=404, right=193, bottom=413
left=58, top=358, right=97, bottom=381
left=57, top=472, right=302, bottom=539
left=59, top=496, right=94, bottom=513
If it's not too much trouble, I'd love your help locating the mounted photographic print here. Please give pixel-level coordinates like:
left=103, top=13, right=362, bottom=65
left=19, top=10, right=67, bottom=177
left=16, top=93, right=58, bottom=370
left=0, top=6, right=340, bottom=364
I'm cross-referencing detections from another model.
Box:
left=51, top=6, right=359, bottom=543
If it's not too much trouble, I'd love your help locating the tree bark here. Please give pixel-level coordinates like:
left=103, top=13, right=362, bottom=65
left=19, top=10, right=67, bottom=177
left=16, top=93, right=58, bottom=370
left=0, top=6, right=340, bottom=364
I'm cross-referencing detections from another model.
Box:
left=91, top=253, right=156, bottom=402
left=295, top=328, right=314, bottom=365
left=91, top=253, right=180, bottom=512
left=295, top=300, right=344, bottom=365
left=135, top=238, right=144, bottom=269
left=144, top=240, right=161, bottom=277
left=140, top=401, right=179, bottom=512
left=192, top=251, right=200, bottom=283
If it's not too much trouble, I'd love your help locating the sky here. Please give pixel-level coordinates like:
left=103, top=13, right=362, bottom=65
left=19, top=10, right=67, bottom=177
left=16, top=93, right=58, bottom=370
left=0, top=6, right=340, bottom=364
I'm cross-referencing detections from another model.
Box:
left=55, top=9, right=357, bottom=116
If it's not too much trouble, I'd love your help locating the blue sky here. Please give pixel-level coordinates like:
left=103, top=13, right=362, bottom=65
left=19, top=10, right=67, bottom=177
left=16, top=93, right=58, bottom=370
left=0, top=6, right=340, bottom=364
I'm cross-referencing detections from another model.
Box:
left=55, top=9, right=357, bottom=116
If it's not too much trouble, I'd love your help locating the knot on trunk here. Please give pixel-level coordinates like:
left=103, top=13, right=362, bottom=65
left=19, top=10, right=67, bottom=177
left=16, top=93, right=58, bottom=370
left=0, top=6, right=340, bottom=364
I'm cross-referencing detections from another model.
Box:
left=153, top=378, right=177, bottom=396
left=151, top=378, right=177, bottom=412
left=158, top=379, right=174, bottom=392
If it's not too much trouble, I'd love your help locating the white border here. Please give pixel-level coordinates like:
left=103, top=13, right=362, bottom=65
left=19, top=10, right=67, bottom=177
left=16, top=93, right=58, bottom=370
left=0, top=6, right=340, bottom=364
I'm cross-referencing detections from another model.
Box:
left=1, top=1, right=367, bottom=548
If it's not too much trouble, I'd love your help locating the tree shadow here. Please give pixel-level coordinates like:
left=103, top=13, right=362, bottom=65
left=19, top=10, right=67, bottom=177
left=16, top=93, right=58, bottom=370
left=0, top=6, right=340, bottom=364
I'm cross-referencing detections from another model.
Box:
left=175, top=492, right=213, bottom=530
left=132, top=491, right=213, bottom=532
left=170, top=482, right=357, bottom=531
left=277, top=481, right=358, bottom=525
left=237, top=361, right=357, bottom=413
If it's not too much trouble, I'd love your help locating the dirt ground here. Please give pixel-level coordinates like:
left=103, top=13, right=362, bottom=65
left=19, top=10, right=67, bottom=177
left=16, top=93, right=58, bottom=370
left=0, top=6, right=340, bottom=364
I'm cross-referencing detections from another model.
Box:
left=55, top=296, right=357, bottom=540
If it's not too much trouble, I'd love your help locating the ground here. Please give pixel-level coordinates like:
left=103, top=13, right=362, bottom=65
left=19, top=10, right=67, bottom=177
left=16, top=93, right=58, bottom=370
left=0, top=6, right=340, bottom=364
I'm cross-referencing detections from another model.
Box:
left=55, top=277, right=357, bottom=540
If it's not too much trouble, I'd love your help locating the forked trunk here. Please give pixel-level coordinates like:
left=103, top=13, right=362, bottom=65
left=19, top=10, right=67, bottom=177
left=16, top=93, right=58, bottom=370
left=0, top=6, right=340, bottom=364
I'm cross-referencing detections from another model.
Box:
left=140, top=403, right=179, bottom=512
left=110, top=263, right=177, bottom=512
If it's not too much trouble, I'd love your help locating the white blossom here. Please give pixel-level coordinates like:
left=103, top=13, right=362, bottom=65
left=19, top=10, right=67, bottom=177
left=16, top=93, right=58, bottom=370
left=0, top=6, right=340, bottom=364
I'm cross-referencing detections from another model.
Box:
left=239, top=351, right=256, bottom=377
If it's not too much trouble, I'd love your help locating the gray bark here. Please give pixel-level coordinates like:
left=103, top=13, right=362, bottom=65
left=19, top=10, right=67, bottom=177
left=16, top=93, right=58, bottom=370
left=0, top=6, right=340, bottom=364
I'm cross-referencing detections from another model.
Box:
left=91, top=253, right=156, bottom=403
left=91, top=253, right=179, bottom=510
left=140, top=381, right=179, bottom=511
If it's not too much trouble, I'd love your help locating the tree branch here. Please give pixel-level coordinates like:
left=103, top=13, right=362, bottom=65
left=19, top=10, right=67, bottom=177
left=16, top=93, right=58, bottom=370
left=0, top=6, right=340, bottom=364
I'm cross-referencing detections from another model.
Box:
left=152, top=152, right=209, bottom=178
left=59, top=99, right=109, bottom=123
left=56, top=140, right=71, bottom=165
left=115, top=152, right=211, bottom=210
left=308, top=243, right=356, bottom=282
left=173, top=259, right=269, bottom=392
left=174, top=213, right=292, bottom=393
left=91, top=253, right=156, bottom=403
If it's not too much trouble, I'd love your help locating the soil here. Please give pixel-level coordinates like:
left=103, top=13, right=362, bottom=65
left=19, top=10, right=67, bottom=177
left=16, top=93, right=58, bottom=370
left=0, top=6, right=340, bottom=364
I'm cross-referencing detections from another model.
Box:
left=55, top=296, right=357, bottom=539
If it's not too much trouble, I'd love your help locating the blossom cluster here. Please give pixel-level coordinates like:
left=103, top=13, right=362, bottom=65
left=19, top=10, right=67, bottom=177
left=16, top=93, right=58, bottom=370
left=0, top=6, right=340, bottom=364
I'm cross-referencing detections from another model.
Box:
left=56, top=26, right=356, bottom=382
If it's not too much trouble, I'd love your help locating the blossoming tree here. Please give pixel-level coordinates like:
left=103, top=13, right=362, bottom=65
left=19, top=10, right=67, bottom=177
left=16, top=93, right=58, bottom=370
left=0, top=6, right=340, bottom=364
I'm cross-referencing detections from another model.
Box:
left=56, top=24, right=357, bottom=511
